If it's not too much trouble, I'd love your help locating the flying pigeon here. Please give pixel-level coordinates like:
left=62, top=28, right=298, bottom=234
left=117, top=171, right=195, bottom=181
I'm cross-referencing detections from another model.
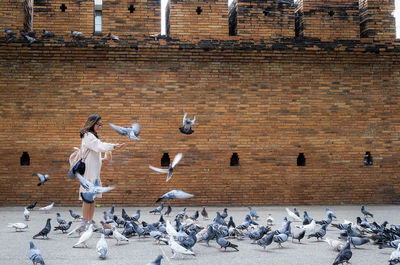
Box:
left=179, top=113, right=196, bottom=135
left=73, top=224, right=93, bottom=248
left=28, top=241, right=45, bottom=265
left=149, top=153, right=183, bottom=182
left=8, top=222, right=28, bottom=232
left=155, top=189, right=194, bottom=203
left=361, top=205, right=374, bottom=218
left=76, top=173, right=115, bottom=203
left=27, top=200, right=38, bottom=210
left=33, top=218, right=51, bottom=239
left=39, top=202, right=54, bottom=213
left=42, top=29, right=54, bottom=38
left=109, top=122, right=141, bottom=141
left=96, top=234, right=108, bottom=259
left=34, top=173, right=49, bottom=186
left=146, top=255, right=163, bottom=265
left=24, top=207, right=30, bottom=221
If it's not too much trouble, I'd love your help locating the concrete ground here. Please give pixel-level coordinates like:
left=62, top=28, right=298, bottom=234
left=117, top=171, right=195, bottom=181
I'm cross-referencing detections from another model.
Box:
left=1, top=204, right=399, bottom=265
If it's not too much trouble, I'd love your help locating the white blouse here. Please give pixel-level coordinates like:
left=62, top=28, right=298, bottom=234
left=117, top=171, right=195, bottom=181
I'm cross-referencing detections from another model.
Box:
left=79, top=132, right=115, bottom=200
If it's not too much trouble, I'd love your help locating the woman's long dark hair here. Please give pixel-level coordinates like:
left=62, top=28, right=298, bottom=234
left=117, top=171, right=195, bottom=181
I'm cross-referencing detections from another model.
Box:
left=80, top=114, right=101, bottom=138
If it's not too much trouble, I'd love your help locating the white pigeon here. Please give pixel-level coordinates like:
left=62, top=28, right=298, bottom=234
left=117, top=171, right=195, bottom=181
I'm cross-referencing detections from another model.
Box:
left=8, top=222, right=28, bottom=231
left=73, top=224, right=93, bottom=248
left=112, top=228, right=129, bottom=245
left=24, top=207, right=30, bottom=221
left=324, top=238, right=345, bottom=252
left=168, top=235, right=195, bottom=258
left=76, top=173, right=116, bottom=203
left=96, top=234, right=108, bottom=259
left=39, top=202, right=54, bottom=213
left=109, top=122, right=141, bottom=141
left=390, top=243, right=400, bottom=262
left=296, top=219, right=316, bottom=233
left=166, top=220, right=178, bottom=237
left=266, top=214, right=274, bottom=226
left=286, top=208, right=302, bottom=222
left=149, top=153, right=183, bottom=182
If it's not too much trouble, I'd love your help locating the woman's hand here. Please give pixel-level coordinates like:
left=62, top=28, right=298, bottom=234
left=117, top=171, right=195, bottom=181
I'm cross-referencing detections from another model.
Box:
left=114, top=143, right=126, bottom=150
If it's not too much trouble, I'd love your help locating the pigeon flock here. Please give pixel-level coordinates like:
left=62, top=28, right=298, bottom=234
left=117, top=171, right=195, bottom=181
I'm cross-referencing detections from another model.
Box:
left=4, top=202, right=400, bottom=264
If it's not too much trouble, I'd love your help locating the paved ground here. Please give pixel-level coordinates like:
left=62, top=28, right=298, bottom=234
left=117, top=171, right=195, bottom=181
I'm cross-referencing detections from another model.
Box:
left=2, top=204, right=399, bottom=265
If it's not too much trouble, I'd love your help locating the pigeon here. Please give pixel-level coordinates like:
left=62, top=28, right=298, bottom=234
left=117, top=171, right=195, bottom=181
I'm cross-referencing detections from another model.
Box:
left=164, top=204, right=172, bottom=216
left=113, top=228, right=129, bottom=245
left=294, top=208, right=300, bottom=217
left=150, top=203, right=164, bottom=214
left=348, top=236, right=369, bottom=248
left=146, top=255, right=163, bottom=265
left=291, top=229, right=306, bottom=243
left=33, top=218, right=51, bottom=239
left=257, top=232, right=274, bottom=250
left=179, top=230, right=197, bottom=251
left=201, top=206, right=208, bottom=220
left=361, top=205, right=373, bottom=218
left=54, top=221, right=72, bottom=233
left=71, top=30, right=82, bottom=38
left=27, top=30, right=36, bottom=37
left=248, top=206, right=259, bottom=220
left=179, top=113, right=196, bottom=135
left=169, top=235, right=195, bottom=258
left=326, top=208, right=337, bottom=219
left=227, top=216, right=236, bottom=228
left=34, top=173, right=50, bottom=186
left=73, top=224, right=93, bottom=248
left=316, top=213, right=334, bottom=225
left=333, top=238, right=352, bottom=265
left=24, top=207, right=30, bottom=221
left=324, top=238, right=345, bottom=252
left=42, top=29, right=54, bottom=38
left=121, top=208, right=132, bottom=221
left=107, top=32, right=120, bottom=42
left=303, top=211, right=313, bottom=225
left=27, top=200, right=38, bottom=210
left=109, top=122, right=140, bottom=141
left=390, top=244, right=400, bottom=264
left=190, top=210, right=199, bottom=221
left=96, top=234, right=108, bottom=259
left=273, top=232, right=289, bottom=248
left=69, top=209, right=82, bottom=221
left=216, top=232, right=239, bottom=251
left=8, top=222, right=28, bottom=232
left=149, top=153, right=183, bottom=182
left=155, top=189, right=194, bottom=203
left=131, top=209, right=141, bottom=222
left=286, top=208, right=302, bottom=222
left=307, top=224, right=328, bottom=241
left=267, top=214, right=274, bottom=226
left=220, top=208, right=228, bottom=219
left=76, top=173, right=116, bottom=203
left=56, top=213, right=66, bottom=225
left=131, top=221, right=146, bottom=238
left=28, top=241, right=45, bottom=265
left=20, top=30, right=38, bottom=44
left=5, top=29, right=15, bottom=37
left=39, top=202, right=54, bottom=213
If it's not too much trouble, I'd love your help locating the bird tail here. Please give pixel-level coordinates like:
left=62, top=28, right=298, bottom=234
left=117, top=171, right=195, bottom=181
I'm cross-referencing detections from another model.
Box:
left=155, top=198, right=162, bottom=203
left=230, top=242, right=239, bottom=251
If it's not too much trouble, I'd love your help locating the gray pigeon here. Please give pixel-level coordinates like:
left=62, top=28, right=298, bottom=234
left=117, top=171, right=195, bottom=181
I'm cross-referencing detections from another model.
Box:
left=150, top=203, right=164, bottom=214
left=54, top=221, right=72, bottom=233
left=220, top=208, right=228, bottom=219
left=107, top=32, right=120, bottom=42
left=257, top=232, right=274, bottom=250
left=179, top=113, right=196, bottom=135
left=56, top=213, right=66, bottom=225
left=361, top=205, right=373, bottom=218
left=27, top=200, right=38, bottom=210
left=307, top=224, right=328, bottom=241
left=28, top=241, right=45, bottom=265
left=42, top=29, right=54, bottom=38
left=273, top=232, right=289, bottom=248
left=216, top=232, right=239, bottom=251
left=201, top=206, right=208, bottom=219
left=33, top=218, right=51, bottom=239
left=348, top=236, right=369, bottom=248
left=291, top=229, right=306, bottom=243
left=146, top=254, right=163, bottom=265
left=5, top=29, right=15, bottom=37
left=155, top=189, right=193, bottom=203
left=69, top=209, right=82, bottom=221
left=20, top=30, right=38, bottom=44
left=149, top=153, right=183, bottom=182
left=164, top=204, right=172, bottom=216
left=35, top=173, right=49, bottom=186
left=248, top=206, right=259, bottom=220
left=333, top=238, right=352, bottom=265
left=109, top=122, right=141, bottom=141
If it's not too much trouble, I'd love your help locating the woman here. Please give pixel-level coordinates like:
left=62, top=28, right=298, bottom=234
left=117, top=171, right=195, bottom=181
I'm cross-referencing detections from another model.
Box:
left=79, top=114, right=125, bottom=224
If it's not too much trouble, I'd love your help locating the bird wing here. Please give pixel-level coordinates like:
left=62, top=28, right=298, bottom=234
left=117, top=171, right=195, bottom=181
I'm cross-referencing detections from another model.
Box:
left=94, top=186, right=116, bottom=194
left=149, top=165, right=169, bottom=173
left=131, top=123, right=140, bottom=136
left=76, top=173, right=93, bottom=191
left=182, top=113, right=187, bottom=125
left=174, top=190, right=194, bottom=199
left=109, top=123, right=128, bottom=136
left=171, top=153, right=183, bottom=168
left=166, top=220, right=178, bottom=237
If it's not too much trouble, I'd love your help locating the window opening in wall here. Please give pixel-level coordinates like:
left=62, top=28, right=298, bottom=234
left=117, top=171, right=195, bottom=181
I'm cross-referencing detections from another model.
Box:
left=161, top=153, right=170, bottom=167
left=328, top=10, right=335, bottom=17
left=297, top=153, right=305, bottom=166
left=196, top=6, right=202, bottom=15
left=94, top=0, right=102, bottom=34
left=228, top=0, right=237, bottom=36
left=161, top=0, right=170, bottom=36
left=395, top=0, right=400, bottom=38
left=128, top=4, right=135, bottom=13
left=230, top=152, right=239, bottom=166
left=21, top=152, right=30, bottom=166
left=60, top=4, right=67, bottom=12
left=364, top=151, right=373, bottom=166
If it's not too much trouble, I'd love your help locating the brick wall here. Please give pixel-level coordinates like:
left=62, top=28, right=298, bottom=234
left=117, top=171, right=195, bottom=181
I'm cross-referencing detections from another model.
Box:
left=0, top=0, right=400, bottom=206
